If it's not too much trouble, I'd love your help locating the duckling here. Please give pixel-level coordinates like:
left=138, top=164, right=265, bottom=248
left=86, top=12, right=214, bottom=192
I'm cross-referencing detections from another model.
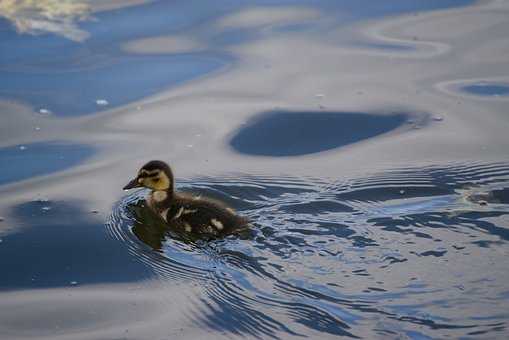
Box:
left=123, top=160, right=248, bottom=237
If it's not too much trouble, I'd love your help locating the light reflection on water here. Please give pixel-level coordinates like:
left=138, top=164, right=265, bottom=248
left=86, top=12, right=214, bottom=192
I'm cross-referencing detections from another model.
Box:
left=1, top=0, right=509, bottom=338
left=0, top=0, right=473, bottom=116
left=103, top=162, right=509, bottom=338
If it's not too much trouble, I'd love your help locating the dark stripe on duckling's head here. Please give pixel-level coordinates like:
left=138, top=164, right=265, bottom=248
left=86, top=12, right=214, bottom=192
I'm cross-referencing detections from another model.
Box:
left=123, top=160, right=174, bottom=191
left=141, top=160, right=172, bottom=174
left=138, top=169, right=159, bottom=178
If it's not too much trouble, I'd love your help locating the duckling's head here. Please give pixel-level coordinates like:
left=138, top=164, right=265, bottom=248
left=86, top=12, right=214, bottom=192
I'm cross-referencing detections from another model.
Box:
left=123, top=160, right=174, bottom=192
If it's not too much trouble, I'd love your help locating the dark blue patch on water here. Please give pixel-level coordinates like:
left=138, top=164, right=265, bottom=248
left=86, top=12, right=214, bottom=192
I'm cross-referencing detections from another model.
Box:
left=0, top=200, right=152, bottom=290
left=0, top=141, right=95, bottom=186
left=0, top=54, right=227, bottom=116
left=230, top=111, right=409, bottom=156
left=461, top=83, right=509, bottom=97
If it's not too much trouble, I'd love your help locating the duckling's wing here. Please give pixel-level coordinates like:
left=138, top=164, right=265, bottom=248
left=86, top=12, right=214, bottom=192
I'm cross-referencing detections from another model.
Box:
left=177, top=198, right=247, bottom=235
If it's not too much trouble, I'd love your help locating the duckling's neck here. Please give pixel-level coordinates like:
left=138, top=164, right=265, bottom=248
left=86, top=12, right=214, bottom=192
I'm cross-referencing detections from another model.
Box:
left=150, top=189, right=174, bottom=211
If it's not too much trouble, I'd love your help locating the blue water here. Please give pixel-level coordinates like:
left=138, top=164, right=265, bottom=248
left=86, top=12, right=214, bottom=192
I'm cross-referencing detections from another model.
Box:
left=0, top=0, right=473, bottom=116
left=0, top=0, right=508, bottom=339
left=461, top=83, right=509, bottom=97
left=0, top=142, right=95, bottom=186
left=1, top=54, right=228, bottom=116
left=106, top=163, right=509, bottom=338
left=0, top=200, right=151, bottom=289
left=230, top=110, right=412, bottom=156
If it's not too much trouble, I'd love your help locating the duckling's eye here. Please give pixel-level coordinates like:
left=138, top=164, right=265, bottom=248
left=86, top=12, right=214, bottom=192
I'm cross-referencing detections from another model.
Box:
left=152, top=177, right=160, bottom=182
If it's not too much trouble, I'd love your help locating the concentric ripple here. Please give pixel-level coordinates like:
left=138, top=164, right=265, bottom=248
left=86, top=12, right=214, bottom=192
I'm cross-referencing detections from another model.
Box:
left=107, top=162, right=509, bottom=338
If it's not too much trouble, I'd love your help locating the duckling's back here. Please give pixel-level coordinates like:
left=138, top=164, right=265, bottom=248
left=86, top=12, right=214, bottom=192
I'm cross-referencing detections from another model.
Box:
left=168, top=193, right=248, bottom=236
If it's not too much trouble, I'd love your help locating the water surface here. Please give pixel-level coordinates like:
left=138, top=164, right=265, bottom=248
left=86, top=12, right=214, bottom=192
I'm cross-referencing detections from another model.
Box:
left=230, top=110, right=417, bottom=156
left=0, top=142, right=95, bottom=186
left=1, top=0, right=508, bottom=339
left=111, top=163, right=509, bottom=337
left=461, top=83, right=509, bottom=97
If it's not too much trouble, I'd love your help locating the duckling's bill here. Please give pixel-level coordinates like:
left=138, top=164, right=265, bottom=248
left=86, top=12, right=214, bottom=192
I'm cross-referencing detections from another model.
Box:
left=123, top=177, right=141, bottom=190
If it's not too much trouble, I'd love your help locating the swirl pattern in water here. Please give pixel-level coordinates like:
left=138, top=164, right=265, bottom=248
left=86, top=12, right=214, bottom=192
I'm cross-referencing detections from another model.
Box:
left=107, top=162, right=509, bottom=338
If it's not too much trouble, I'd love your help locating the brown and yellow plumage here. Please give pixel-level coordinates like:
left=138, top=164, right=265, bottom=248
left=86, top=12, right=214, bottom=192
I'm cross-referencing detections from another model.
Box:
left=123, top=160, right=248, bottom=237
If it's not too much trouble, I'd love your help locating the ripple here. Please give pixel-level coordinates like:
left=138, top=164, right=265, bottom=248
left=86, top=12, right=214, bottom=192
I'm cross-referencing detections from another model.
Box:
left=106, top=161, right=509, bottom=338
left=0, top=200, right=152, bottom=290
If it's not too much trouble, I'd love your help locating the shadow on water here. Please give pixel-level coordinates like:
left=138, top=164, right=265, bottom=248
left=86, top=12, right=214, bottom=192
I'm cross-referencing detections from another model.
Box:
left=229, top=110, right=417, bottom=156
left=0, top=200, right=152, bottom=290
left=106, top=162, right=509, bottom=338
left=0, top=141, right=95, bottom=186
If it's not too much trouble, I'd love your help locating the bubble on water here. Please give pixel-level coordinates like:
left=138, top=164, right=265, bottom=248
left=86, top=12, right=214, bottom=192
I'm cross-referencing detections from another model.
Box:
left=70, top=281, right=78, bottom=286
left=41, top=206, right=52, bottom=212
left=34, top=126, right=41, bottom=131
left=96, top=99, right=109, bottom=106
left=433, top=116, right=444, bottom=121
left=38, top=108, right=51, bottom=115
left=399, top=189, right=406, bottom=195
left=19, top=145, right=27, bottom=150
left=315, top=94, right=325, bottom=99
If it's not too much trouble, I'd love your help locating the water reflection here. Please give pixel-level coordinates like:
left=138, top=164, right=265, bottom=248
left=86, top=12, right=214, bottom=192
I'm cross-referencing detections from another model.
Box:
left=230, top=110, right=418, bottom=156
left=0, top=141, right=95, bottom=186
left=0, top=0, right=474, bottom=118
left=0, top=200, right=151, bottom=290
left=461, top=82, right=509, bottom=97
left=0, top=0, right=90, bottom=41
left=107, top=162, right=509, bottom=338
left=0, top=0, right=507, bottom=338
left=1, top=54, right=228, bottom=116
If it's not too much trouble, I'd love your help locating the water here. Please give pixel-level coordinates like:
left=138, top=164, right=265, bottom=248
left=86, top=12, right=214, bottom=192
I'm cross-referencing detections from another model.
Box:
left=461, top=83, right=509, bottom=97
left=1, top=0, right=509, bottom=339
left=0, top=142, right=95, bottom=185
left=229, top=110, right=421, bottom=156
